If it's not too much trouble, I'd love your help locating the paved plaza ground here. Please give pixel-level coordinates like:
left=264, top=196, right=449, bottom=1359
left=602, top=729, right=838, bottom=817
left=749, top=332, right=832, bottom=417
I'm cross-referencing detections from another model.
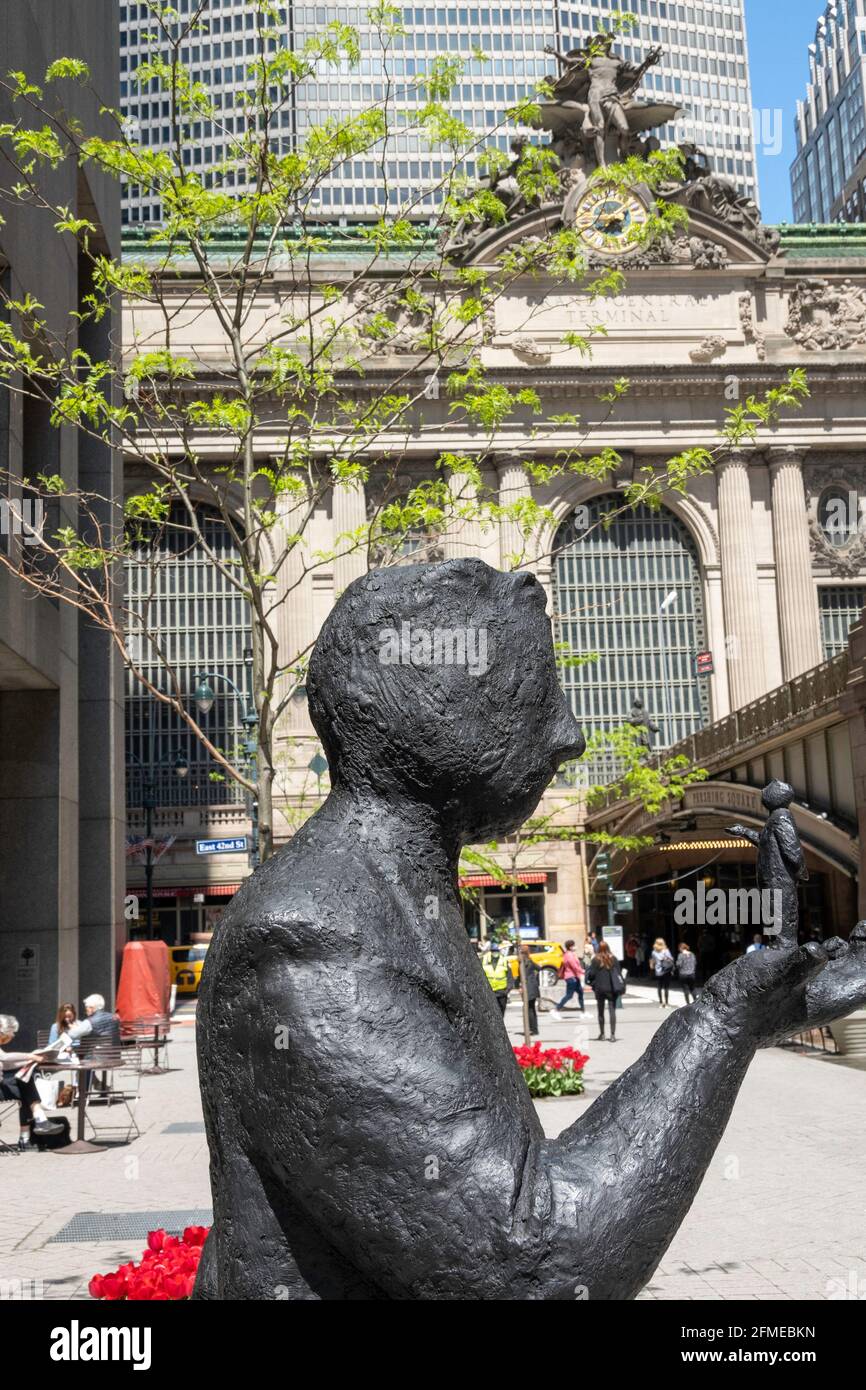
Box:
left=2, top=986, right=865, bottom=1301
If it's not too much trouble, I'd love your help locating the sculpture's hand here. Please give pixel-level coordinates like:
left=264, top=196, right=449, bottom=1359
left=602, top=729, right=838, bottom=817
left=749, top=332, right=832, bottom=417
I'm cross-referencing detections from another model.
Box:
left=766, top=925, right=866, bottom=1045
left=702, top=930, right=866, bottom=1048
left=725, top=823, right=748, bottom=838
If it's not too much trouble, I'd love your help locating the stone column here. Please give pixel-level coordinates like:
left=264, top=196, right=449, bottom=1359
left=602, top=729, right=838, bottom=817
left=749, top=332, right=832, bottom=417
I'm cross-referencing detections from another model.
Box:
left=769, top=446, right=823, bottom=680
left=77, top=288, right=126, bottom=1009
left=497, top=455, right=533, bottom=571
left=441, top=472, right=487, bottom=560
left=274, top=494, right=316, bottom=734
left=332, top=478, right=368, bottom=595
left=716, top=450, right=767, bottom=708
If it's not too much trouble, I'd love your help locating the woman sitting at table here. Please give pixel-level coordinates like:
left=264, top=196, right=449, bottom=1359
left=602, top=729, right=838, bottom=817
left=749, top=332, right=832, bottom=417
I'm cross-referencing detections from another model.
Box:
left=0, top=1013, right=63, bottom=1149
left=48, top=1002, right=79, bottom=1059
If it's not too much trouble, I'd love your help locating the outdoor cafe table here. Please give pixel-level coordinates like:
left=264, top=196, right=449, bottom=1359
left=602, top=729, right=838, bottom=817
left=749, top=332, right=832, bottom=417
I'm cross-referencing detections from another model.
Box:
left=39, top=1060, right=122, bottom=1154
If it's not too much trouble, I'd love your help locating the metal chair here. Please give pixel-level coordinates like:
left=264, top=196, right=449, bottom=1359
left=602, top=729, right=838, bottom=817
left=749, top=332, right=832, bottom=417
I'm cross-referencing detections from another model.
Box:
left=79, top=1040, right=141, bottom=1143
left=125, top=1016, right=171, bottom=1074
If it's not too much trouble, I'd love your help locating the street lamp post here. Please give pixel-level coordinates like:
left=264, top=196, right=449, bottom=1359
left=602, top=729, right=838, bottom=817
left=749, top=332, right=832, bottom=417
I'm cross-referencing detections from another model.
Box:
left=193, top=670, right=259, bottom=868
left=128, top=745, right=189, bottom=941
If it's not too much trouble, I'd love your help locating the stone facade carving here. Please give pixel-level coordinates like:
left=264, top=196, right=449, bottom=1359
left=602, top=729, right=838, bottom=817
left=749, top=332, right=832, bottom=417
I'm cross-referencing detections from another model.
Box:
left=351, top=283, right=427, bottom=355
left=689, top=335, right=728, bottom=364
left=512, top=336, right=553, bottom=364
left=803, top=461, right=866, bottom=576
left=663, top=147, right=781, bottom=256
left=786, top=279, right=866, bottom=351
left=808, top=518, right=866, bottom=576
left=689, top=237, right=730, bottom=269
left=739, top=292, right=767, bottom=361
left=579, top=233, right=729, bottom=273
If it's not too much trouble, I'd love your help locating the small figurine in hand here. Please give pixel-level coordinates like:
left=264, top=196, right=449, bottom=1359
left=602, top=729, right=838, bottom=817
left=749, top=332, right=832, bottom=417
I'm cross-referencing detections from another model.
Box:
left=726, top=781, right=808, bottom=946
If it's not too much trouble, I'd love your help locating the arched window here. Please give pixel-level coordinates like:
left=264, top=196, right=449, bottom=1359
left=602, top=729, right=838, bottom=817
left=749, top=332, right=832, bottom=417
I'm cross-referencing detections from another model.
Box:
left=125, top=504, right=252, bottom=808
left=553, top=496, right=709, bottom=784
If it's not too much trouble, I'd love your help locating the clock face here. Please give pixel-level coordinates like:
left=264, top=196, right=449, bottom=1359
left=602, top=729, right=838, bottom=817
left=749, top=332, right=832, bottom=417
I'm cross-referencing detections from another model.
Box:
left=573, top=184, right=651, bottom=257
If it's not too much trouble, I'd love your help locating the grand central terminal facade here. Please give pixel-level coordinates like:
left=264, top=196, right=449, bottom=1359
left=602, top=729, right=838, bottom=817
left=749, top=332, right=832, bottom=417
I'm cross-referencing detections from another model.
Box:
left=122, top=208, right=866, bottom=957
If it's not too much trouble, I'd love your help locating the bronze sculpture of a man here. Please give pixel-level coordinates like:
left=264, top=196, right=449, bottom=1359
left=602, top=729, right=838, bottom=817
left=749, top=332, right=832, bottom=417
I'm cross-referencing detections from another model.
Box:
left=194, top=560, right=866, bottom=1300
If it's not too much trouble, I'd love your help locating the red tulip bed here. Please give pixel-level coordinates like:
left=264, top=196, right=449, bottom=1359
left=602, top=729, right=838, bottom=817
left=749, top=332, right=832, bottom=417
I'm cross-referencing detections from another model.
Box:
left=513, top=1043, right=590, bottom=1098
left=89, top=1226, right=209, bottom=1301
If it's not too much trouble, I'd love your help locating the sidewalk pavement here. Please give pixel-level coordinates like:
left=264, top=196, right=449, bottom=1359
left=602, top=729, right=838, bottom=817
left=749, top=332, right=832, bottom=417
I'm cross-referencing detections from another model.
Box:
left=2, top=990, right=865, bottom=1301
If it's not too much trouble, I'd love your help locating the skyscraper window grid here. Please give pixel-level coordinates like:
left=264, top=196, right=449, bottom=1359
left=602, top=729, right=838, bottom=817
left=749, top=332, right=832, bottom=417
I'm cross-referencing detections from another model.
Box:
left=119, top=0, right=758, bottom=225
left=791, top=0, right=866, bottom=223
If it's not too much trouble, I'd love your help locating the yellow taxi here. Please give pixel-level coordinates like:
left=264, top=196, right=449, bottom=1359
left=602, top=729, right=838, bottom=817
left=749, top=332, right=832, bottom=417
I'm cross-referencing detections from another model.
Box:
left=506, top=939, right=565, bottom=988
left=168, top=943, right=209, bottom=995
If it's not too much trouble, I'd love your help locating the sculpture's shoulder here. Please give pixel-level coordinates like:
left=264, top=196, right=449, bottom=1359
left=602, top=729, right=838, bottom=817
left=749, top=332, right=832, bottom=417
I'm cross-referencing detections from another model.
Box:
left=205, top=829, right=386, bottom=968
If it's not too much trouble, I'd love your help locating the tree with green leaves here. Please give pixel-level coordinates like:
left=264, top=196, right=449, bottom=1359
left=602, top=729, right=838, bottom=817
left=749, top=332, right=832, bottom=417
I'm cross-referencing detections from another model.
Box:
left=0, top=3, right=808, bottom=862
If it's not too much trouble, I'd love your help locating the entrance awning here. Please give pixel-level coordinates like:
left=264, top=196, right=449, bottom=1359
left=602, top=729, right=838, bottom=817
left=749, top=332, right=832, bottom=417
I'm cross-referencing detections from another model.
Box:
left=150, top=884, right=242, bottom=899
left=459, top=872, right=548, bottom=888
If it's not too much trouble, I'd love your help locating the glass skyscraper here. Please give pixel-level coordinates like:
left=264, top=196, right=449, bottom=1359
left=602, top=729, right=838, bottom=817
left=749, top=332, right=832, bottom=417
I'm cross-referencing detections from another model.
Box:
left=791, top=0, right=866, bottom=224
left=120, top=1, right=758, bottom=227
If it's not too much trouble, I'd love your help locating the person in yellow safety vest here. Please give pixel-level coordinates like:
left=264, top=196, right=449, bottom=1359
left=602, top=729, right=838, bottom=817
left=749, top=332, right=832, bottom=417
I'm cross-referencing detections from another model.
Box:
left=481, top=941, right=511, bottom=1018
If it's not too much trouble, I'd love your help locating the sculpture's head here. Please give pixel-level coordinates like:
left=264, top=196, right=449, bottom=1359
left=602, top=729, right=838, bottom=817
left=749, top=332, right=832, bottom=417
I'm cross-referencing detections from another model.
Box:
left=762, top=780, right=795, bottom=812
left=307, top=559, right=585, bottom=841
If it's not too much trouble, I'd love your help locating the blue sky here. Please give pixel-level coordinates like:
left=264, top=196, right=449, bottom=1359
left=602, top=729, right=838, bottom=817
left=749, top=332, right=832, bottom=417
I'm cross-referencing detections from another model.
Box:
left=744, top=0, right=825, bottom=222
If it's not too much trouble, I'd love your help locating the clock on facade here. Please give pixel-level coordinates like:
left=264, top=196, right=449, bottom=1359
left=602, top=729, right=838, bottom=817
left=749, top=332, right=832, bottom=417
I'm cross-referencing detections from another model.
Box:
left=572, top=183, right=652, bottom=258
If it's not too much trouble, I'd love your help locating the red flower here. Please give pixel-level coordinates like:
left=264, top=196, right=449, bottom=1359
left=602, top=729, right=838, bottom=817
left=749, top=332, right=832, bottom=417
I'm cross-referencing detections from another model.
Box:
left=514, top=1044, right=588, bottom=1071
left=182, top=1225, right=209, bottom=1247
left=90, top=1227, right=212, bottom=1301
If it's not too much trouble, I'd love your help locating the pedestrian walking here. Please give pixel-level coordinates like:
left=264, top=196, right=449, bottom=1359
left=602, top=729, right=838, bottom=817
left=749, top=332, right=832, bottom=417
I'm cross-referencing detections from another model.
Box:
left=675, top=942, right=698, bottom=1004
left=586, top=943, right=625, bottom=1042
left=553, top=939, right=586, bottom=1013
left=650, top=937, right=675, bottom=1007
left=481, top=941, right=511, bottom=1018
left=518, top=944, right=540, bottom=1036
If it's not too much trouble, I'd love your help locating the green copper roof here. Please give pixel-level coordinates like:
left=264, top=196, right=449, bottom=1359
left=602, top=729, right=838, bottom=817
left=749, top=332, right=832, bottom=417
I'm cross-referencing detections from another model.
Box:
left=776, top=222, right=866, bottom=258
left=120, top=222, right=439, bottom=266
left=120, top=219, right=866, bottom=264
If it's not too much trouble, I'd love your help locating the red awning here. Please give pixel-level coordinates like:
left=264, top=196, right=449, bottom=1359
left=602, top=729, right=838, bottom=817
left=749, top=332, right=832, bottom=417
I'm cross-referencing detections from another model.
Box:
left=149, top=884, right=241, bottom=899
left=458, top=872, right=548, bottom=888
